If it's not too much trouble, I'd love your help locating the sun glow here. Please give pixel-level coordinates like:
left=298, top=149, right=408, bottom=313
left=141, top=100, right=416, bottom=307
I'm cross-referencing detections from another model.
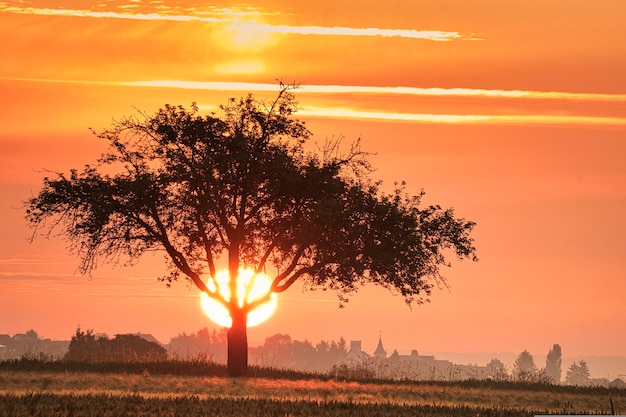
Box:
left=211, top=17, right=279, bottom=53
left=200, top=269, right=277, bottom=328
left=213, top=59, right=266, bottom=75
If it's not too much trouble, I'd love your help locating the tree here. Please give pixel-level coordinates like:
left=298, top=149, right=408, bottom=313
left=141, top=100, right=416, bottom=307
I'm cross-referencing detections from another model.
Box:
left=544, top=344, right=562, bottom=383
left=107, top=334, right=167, bottom=362
left=24, top=329, right=39, bottom=340
left=291, top=339, right=316, bottom=370
left=65, top=327, right=167, bottom=362
left=486, top=358, right=508, bottom=381
left=513, top=350, right=538, bottom=382
left=259, top=333, right=294, bottom=368
left=168, top=327, right=227, bottom=362
left=25, top=85, right=477, bottom=376
left=565, top=360, right=591, bottom=386
left=65, top=327, right=98, bottom=362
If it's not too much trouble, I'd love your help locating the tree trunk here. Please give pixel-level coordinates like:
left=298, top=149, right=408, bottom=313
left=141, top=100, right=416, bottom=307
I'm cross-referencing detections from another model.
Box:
left=227, top=307, right=248, bottom=377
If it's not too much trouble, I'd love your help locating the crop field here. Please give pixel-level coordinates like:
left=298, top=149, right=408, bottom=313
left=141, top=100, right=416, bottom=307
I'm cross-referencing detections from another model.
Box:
left=0, top=362, right=624, bottom=416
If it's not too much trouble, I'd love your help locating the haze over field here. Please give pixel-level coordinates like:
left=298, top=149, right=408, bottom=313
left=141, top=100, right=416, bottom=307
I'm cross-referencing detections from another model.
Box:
left=1, top=0, right=625, bottom=374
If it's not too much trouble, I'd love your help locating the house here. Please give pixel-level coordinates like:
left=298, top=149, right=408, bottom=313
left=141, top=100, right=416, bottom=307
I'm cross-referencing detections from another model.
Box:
left=134, top=333, right=163, bottom=346
left=337, top=335, right=485, bottom=381
left=341, top=340, right=370, bottom=365
left=609, top=378, right=626, bottom=389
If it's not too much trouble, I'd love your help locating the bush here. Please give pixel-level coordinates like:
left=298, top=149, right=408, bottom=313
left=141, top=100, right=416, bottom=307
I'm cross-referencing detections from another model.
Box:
left=64, top=327, right=167, bottom=363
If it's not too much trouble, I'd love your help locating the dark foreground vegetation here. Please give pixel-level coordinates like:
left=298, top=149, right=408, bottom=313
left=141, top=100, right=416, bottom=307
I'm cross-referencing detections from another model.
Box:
left=1, top=359, right=624, bottom=416
left=0, top=393, right=537, bottom=417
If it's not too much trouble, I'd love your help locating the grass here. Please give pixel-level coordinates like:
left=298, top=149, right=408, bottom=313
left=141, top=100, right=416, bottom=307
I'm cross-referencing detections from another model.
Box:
left=0, top=393, right=540, bottom=417
left=0, top=359, right=624, bottom=416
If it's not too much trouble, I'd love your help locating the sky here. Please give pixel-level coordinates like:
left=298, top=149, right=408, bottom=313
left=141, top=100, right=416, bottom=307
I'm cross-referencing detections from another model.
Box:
left=1, top=0, right=625, bottom=373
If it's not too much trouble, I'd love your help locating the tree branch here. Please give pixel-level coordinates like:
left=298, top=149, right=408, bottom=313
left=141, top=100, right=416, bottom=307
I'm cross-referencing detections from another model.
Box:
left=270, top=245, right=307, bottom=291
left=273, top=265, right=320, bottom=293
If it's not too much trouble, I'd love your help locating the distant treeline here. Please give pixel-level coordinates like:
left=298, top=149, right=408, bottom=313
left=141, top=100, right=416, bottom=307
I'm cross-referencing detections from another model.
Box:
left=3, top=328, right=625, bottom=388
left=169, top=328, right=348, bottom=373
left=65, top=328, right=167, bottom=362
left=0, top=330, right=68, bottom=361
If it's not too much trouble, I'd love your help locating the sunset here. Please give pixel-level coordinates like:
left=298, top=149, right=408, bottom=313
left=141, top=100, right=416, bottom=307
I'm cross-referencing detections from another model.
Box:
left=1, top=0, right=626, bottom=396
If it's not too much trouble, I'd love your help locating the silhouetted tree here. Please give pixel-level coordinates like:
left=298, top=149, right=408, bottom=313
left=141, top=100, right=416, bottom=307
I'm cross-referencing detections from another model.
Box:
left=108, top=334, right=167, bottom=361
left=24, top=330, right=39, bottom=340
left=65, top=327, right=166, bottom=362
left=513, top=350, right=538, bottom=382
left=316, top=340, right=330, bottom=353
left=486, top=358, right=508, bottom=381
left=291, top=339, right=316, bottom=370
left=65, top=327, right=98, bottom=362
left=25, top=84, right=477, bottom=376
left=565, top=360, right=591, bottom=386
left=544, top=344, right=562, bottom=383
left=168, top=327, right=227, bottom=362
left=336, top=337, right=348, bottom=354
left=259, top=333, right=294, bottom=368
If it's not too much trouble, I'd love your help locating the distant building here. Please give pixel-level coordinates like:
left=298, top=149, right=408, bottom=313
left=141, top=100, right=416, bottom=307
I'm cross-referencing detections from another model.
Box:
left=0, top=332, right=69, bottom=360
left=134, top=333, right=163, bottom=346
left=337, top=335, right=487, bottom=381
left=373, top=335, right=387, bottom=359
left=341, top=340, right=370, bottom=365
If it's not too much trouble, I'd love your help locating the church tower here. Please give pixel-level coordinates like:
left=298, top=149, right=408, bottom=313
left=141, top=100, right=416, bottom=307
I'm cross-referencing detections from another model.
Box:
left=373, top=333, right=387, bottom=358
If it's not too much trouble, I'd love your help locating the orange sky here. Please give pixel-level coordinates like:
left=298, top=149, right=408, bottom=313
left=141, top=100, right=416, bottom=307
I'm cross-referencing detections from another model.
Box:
left=1, top=0, right=625, bottom=370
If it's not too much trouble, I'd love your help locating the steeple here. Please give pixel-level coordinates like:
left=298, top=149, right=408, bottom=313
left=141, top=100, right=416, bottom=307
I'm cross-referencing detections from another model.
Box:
left=373, top=332, right=386, bottom=358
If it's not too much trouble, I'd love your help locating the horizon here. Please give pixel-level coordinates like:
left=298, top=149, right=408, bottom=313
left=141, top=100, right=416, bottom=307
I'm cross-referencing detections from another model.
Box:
left=3, top=326, right=626, bottom=381
left=1, top=0, right=625, bottom=374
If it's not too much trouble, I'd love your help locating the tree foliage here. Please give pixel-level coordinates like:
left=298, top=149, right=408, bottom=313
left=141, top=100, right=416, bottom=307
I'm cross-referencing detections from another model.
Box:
left=65, top=327, right=167, bottom=362
left=168, top=327, right=228, bottom=362
left=486, top=358, right=508, bottom=381
left=25, top=85, right=477, bottom=375
left=513, top=350, right=537, bottom=382
left=544, top=344, right=562, bottom=383
left=565, top=360, right=591, bottom=386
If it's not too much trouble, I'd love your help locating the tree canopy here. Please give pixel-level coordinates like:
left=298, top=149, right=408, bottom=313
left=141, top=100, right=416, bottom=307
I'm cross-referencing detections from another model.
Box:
left=25, top=85, right=477, bottom=376
left=544, top=344, right=563, bottom=383
left=65, top=328, right=167, bottom=363
left=513, top=350, right=538, bottom=382
left=565, top=360, right=591, bottom=386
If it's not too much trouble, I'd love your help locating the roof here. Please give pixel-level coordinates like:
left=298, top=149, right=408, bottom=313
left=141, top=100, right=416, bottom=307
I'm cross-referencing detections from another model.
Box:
left=135, top=333, right=163, bottom=345
left=609, top=378, right=626, bottom=388
left=374, top=336, right=387, bottom=358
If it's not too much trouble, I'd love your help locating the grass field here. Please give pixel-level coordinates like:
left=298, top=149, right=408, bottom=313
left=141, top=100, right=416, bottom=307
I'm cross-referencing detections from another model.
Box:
left=0, top=361, right=624, bottom=416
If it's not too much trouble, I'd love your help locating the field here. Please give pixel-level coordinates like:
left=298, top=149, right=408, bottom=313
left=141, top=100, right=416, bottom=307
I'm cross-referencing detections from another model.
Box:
left=1, top=361, right=624, bottom=416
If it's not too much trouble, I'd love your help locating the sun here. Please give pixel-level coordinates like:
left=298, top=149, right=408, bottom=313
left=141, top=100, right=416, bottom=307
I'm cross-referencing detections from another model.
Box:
left=200, top=269, right=277, bottom=327
left=211, top=15, right=280, bottom=54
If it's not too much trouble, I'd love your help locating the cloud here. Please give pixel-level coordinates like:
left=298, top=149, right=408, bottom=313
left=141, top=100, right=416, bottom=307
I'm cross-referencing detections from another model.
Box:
left=0, top=4, right=473, bottom=41
left=238, top=22, right=471, bottom=41
left=4, top=77, right=625, bottom=127
left=117, top=80, right=626, bottom=102
left=6, top=77, right=626, bottom=102
left=0, top=258, right=70, bottom=266
left=297, top=106, right=626, bottom=126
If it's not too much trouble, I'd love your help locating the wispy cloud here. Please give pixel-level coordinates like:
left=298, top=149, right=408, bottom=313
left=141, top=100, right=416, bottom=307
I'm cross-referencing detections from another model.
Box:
left=297, top=106, right=626, bottom=126
left=11, top=78, right=621, bottom=102
left=0, top=4, right=473, bottom=41
left=4, top=77, right=625, bottom=127
left=237, top=22, right=470, bottom=41
left=0, top=271, right=76, bottom=279
left=0, top=258, right=70, bottom=266
left=121, top=80, right=626, bottom=102
left=0, top=5, right=222, bottom=22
